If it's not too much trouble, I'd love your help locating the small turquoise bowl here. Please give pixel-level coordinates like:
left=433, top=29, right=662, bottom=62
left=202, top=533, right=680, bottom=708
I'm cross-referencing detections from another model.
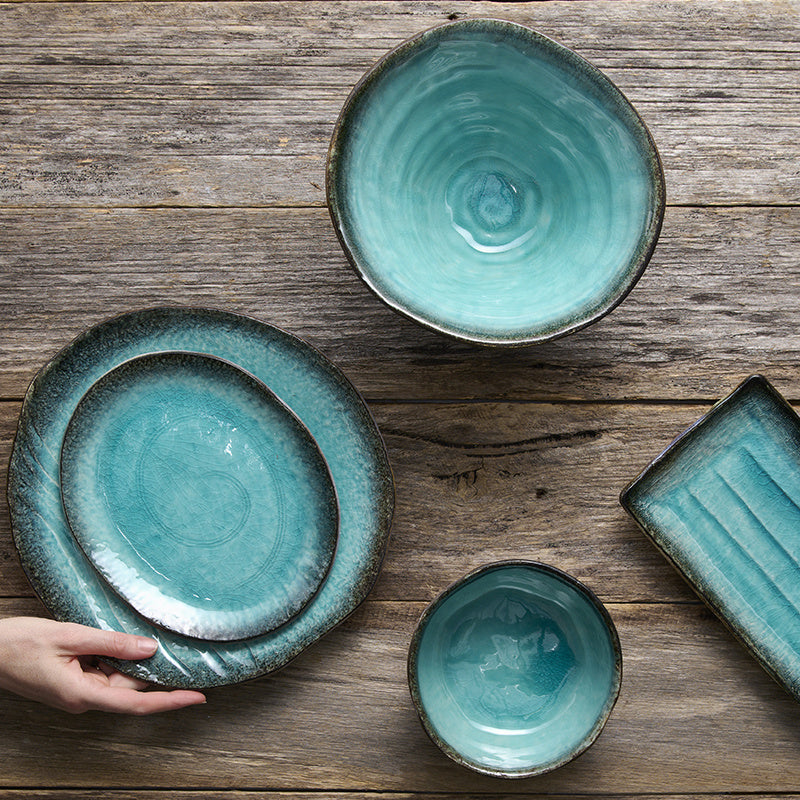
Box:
left=408, top=561, right=621, bottom=778
left=328, top=18, right=665, bottom=346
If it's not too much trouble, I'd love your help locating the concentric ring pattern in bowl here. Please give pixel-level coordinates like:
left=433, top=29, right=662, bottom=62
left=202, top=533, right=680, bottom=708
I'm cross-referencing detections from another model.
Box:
left=7, top=307, right=395, bottom=688
left=327, top=18, right=665, bottom=346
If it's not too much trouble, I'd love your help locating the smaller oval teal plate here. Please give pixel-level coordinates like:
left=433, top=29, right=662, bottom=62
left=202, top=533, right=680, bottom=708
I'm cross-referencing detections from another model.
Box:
left=60, top=351, right=338, bottom=642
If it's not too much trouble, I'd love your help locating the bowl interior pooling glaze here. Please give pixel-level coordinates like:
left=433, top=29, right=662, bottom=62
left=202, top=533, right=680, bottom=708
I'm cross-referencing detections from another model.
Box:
left=412, top=564, right=620, bottom=776
left=329, top=19, right=663, bottom=344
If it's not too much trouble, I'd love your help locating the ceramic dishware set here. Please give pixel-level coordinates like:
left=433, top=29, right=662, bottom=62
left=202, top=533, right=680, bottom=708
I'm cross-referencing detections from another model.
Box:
left=7, top=307, right=394, bottom=688
left=7, top=17, right=792, bottom=781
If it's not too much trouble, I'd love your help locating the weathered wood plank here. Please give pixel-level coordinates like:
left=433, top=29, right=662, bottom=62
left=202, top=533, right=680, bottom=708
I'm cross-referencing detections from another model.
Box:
left=1, top=1, right=798, bottom=64
left=1, top=206, right=798, bottom=403
left=0, top=153, right=330, bottom=208
left=1, top=398, right=705, bottom=603
left=369, top=400, right=701, bottom=604
left=0, top=794, right=794, bottom=800
left=1, top=95, right=796, bottom=207
left=0, top=1, right=798, bottom=206
left=1, top=393, right=793, bottom=607
left=0, top=597, right=798, bottom=792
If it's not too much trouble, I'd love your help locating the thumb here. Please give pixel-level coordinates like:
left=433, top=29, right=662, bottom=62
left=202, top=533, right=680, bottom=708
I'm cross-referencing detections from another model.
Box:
left=60, top=624, right=158, bottom=660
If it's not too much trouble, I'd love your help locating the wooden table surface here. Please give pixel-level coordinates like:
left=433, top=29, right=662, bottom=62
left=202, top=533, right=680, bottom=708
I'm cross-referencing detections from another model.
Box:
left=2, top=0, right=800, bottom=795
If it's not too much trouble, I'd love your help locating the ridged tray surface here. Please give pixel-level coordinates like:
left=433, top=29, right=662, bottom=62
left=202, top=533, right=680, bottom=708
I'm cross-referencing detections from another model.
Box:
left=622, top=376, right=800, bottom=700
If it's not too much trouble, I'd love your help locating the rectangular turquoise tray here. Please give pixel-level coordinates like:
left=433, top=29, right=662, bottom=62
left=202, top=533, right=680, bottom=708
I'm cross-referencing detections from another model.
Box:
left=621, top=375, right=800, bottom=701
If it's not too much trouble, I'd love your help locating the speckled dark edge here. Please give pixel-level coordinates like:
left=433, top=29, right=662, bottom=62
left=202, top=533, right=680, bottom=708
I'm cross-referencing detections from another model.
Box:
left=620, top=374, right=800, bottom=702
left=59, top=350, right=340, bottom=642
left=327, top=17, right=666, bottom=347
left=407, top=560, right=623, bottom=778
left=7, top=306, right=395, bottom=688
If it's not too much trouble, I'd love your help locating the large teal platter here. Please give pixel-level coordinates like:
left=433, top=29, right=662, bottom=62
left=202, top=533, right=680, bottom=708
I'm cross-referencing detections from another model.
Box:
left=8, top=307, right=394, bottom=688
left=60, top=351, right=339, bottom=643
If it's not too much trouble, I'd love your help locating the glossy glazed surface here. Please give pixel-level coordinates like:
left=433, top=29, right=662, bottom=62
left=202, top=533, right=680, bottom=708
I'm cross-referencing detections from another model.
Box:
left=408, top=562, right=621, bottom=777
left=8, top=307, right=394, bottom=687
left=60, top=352, right=338, bottom=641
left=622, top=375, right=800, bottom=701
left=328, top=19, right=664, bottom=345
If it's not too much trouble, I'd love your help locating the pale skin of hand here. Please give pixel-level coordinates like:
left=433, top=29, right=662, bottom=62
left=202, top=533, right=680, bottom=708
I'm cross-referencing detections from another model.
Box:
left=0, top=617, right=207, bottom=714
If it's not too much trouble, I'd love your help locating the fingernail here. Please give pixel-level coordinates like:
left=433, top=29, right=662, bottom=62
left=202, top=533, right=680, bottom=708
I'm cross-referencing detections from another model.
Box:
left=135, top=637, right=158, bottom=657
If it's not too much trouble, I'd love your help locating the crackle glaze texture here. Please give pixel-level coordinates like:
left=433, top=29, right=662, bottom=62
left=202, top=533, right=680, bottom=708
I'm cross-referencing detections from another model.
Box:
left=328, top=18, right=664, bottom=345
left=60, top=351, right=338, bottom=642
left=622, top=375, right=800, bottom=702
left=408, top=562, right=621, bottom=777
left=7, top=307, right=394, bottom=688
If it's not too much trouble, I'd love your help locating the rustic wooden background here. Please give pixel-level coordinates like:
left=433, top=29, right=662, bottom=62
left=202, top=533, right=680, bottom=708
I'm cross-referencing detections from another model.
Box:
left=2, top=0, right=800, bottom=795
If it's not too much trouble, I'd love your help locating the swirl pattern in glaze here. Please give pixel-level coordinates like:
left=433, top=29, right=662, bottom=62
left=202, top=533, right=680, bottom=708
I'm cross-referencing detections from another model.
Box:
left=328, top=19, right=664, bottom=345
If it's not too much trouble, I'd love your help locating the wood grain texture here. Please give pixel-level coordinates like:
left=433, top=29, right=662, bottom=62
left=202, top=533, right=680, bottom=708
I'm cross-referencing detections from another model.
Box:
left=1, top=397, right=706, bottom=602
left=1, top=206, right=799, bottom=402
left=2, top=0, right=800, bottom=796
left=3, top=797, right=799, bottom=800
left=1, top=596, right=800, bottom=792
left=0, top=795, right=799, bottom=800
left=0, top=1, right=798, bottom=206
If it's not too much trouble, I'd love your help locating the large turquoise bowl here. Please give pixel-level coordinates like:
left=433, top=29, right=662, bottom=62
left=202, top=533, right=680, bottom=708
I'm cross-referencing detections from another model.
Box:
left=408, top=562, right=622, bottom=777
left=328, top=19, right=665, bottom=345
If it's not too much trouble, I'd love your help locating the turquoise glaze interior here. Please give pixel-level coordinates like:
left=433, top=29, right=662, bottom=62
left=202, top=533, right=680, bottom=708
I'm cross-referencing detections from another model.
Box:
left=60, top=352, right=338, bottom=642
left=411, top=563, right=620, bottom=776
left=622, top=376, right=800, bottom=702
left=329, top=19, right=663, bottom=344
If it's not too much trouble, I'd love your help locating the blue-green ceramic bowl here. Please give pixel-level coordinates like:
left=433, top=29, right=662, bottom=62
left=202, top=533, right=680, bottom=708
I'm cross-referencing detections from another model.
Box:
left=328, top=18, right=664, bottom=346
left=408, top=561, right=621, bottom=778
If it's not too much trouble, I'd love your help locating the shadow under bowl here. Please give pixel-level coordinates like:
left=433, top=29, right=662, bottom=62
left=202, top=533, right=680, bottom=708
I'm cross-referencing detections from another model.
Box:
left=407, top=561, right=622, bottom=778
left=327, top=18, right=665, bottom=346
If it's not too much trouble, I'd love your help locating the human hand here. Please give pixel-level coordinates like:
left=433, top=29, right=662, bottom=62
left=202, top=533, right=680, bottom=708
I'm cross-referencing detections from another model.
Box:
left=0, top=617, right=206, bottom=714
